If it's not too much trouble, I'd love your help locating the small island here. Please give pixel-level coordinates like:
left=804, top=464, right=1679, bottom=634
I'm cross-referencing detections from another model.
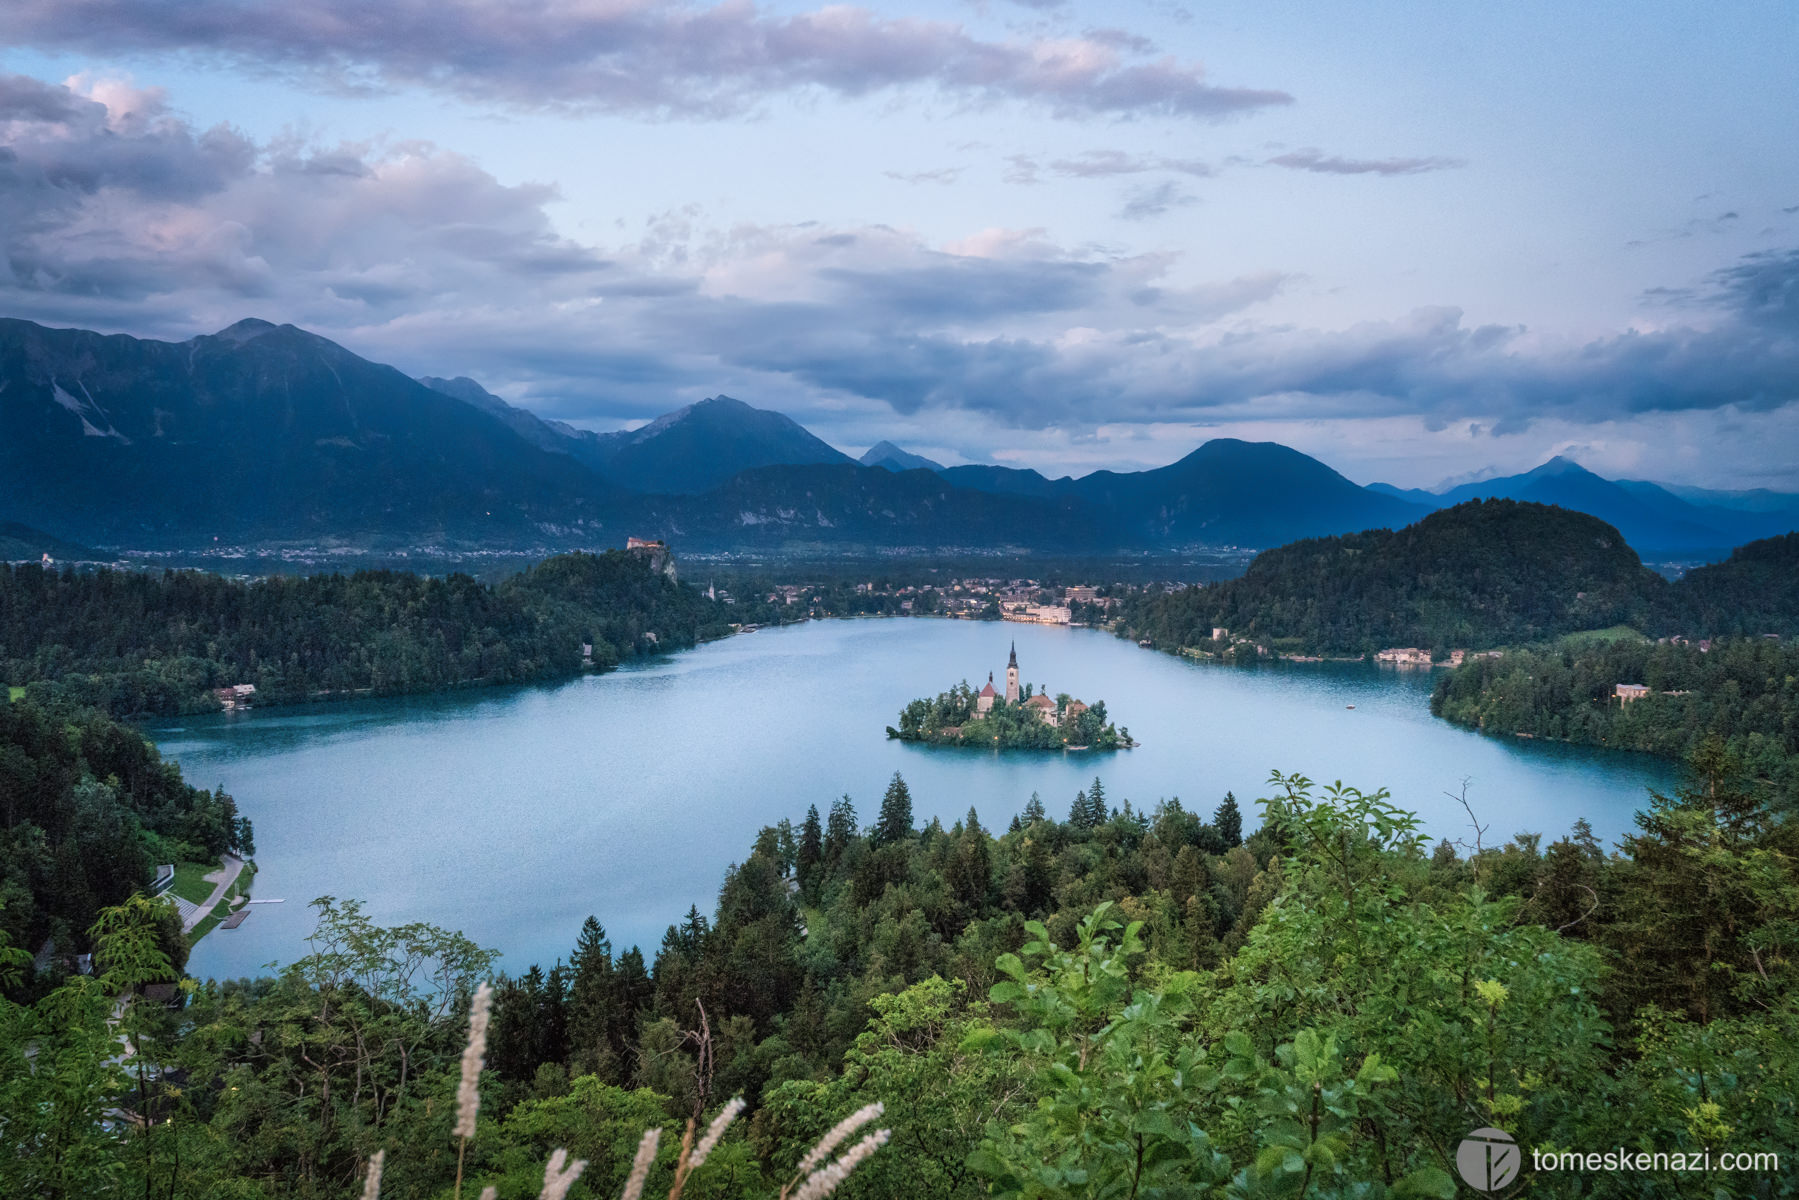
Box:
left=887, top=642, right=1132, bottom=750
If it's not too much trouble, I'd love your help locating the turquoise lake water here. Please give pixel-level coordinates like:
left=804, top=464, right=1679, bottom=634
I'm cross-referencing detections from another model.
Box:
left=158, top=618, right=1676, bottom=980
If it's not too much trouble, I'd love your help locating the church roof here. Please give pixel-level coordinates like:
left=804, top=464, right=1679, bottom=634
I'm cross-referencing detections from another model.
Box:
left=978, top=680, right=998, bottom=698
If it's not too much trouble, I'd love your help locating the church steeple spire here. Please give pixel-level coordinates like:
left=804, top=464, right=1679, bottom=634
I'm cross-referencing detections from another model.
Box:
left=1005, top=641, right=1020, bottom=703
left=1008, top=641, right=1018, bottom=668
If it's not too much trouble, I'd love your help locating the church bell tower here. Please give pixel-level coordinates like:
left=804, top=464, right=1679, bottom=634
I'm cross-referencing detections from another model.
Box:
left=1005, top=641, right=1020, bottom=703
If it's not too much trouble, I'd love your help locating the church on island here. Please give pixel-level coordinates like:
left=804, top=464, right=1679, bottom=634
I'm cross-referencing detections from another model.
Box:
left=975, top=643, right=1090, bottom=729
left=888, top=641, right=1125, bottom=749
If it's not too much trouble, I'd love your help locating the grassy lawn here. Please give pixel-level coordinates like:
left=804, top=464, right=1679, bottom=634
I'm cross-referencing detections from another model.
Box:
left=170, top=859, right=223, bottom=905
left=1560, top=625, right=1648, bottom=647
left=185, top=863, right=254, bottom=948
left=6, top=686, right=21, bottom=702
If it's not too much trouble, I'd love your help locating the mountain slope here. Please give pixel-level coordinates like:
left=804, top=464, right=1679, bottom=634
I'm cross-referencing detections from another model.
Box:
left=0, top=317, right=618, bottom=545
left=1432, top=457, right=1734, bottom=552
left=625, top=462, right=1111, bottom=551
left=590, top=396, right=852, bottom=493
left=417, top=375, right=616, bottom=476
left=1067, top=439, right=1428, bottom=547
left=0, top=522, right=105, bottom=563
left=942, top=440, right=1428, bottom=547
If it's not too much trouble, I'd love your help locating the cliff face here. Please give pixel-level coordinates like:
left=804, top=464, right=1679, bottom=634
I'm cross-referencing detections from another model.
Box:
left=628, top=542, right=677, bottom=581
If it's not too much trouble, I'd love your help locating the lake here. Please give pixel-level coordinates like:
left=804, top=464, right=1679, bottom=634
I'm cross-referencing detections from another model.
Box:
left=159, top=618, right=1676, bottom=980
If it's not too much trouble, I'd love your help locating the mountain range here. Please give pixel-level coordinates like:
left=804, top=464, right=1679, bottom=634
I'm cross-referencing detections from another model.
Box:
left=2, top=316, right=1794, bottom=557
left=1367, top=457, right=1799, bottom=556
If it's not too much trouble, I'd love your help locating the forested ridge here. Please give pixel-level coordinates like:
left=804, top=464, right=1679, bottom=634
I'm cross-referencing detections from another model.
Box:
left=0, top=549, right=728, bottom=718
left=1119, top=500, right=1799, bottom=657
left=5, top=744, right=1797, bottom=1197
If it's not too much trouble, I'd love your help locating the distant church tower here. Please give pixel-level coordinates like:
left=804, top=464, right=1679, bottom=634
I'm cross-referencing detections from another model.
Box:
left=1005, top=642, right=1020, bottom=704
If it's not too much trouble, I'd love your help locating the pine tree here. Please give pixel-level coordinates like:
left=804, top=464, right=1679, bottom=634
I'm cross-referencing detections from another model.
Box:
left=1023, top=791, right=1046, bottom=824
left=1214, top=792, right=1243, bottom=848
left=797, top=804, right=824, bottom=894
left=567, top=917, right=615, bottom=1075
left=1069, top=790, right=1090, bottom=828
left=952, top=806, right=992, bottom=911
left=539, top=961, right=571, bottom=1066
left=825, top=794, right=859, bottom=863
left=1088, top=777, right=1109, bottom=824
left=874, top=771, right=915, bottom=847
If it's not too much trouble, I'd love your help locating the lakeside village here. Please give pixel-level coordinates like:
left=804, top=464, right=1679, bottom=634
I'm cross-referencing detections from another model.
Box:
left=887, top=642, right=1132, bottom=750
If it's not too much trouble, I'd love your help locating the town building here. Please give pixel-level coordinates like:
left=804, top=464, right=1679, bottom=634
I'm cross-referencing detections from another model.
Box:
left=1615, top=683, right=1650, bottom=705
left=1026, top=693, right=1058, bottom=726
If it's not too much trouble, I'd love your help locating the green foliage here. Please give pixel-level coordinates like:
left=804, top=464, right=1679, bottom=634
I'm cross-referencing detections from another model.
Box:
left=970, top=904, right=1229, bottom=1198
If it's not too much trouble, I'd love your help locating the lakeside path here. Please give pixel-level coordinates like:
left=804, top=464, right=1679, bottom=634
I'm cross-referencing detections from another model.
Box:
left=179, top=854, right=245, bottom=934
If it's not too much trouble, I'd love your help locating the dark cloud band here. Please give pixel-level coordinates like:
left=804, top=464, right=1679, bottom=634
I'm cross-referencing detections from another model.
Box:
left=0, top=0, right=1293, bottom=120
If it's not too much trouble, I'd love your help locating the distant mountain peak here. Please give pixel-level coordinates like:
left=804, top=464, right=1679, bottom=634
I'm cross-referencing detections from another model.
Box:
left=860, top=440, right=945, bottom=472
left=211, top=317, right=280, bottom=345
left=1527, top=455, right=1596, bottom=478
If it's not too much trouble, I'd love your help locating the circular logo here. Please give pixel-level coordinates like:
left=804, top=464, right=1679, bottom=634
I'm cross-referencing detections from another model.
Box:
left=1456, top=1127, right=1520, bottom=1192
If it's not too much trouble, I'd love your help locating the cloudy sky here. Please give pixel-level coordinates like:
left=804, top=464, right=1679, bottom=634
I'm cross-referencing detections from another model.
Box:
left=2, top=0, right=1796, bottom=488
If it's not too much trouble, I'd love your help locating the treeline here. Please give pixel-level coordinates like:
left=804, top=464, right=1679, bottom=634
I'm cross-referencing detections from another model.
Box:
left=1119, top=500, right=1799, bottom=657
left=0, top=698, right=249, bottom=967
left=7, top=749, right=1797, bottom=1197
left=0, top=549, right=729, bottom=718
left=1434, top=636, right=1799, bottom=806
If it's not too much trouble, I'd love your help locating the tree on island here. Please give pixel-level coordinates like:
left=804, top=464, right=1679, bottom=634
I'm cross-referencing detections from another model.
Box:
left=874, top=772, right=915, bottom=847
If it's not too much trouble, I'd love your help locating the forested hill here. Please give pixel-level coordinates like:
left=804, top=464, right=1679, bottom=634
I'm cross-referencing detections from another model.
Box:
left=1122, top=499, right=1669, bottom=656
left=1670, top=531, right=1799, bottom=637
left=0, top=549, right=727, bottom=718
left=0, top=699, right=248, bottom=964
left=1432, top=636, right=1799, bottom=807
